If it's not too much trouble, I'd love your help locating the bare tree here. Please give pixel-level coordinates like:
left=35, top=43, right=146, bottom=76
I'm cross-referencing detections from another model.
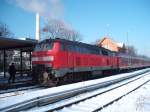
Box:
left=0, top=22, right=13, bottom=38
left=0, top=22, right=14, bottom=77
left=70, top=30, right=82, bottom=41
left=91, top=39, right=101, bottom=45
left=42, top=19, right=82, bottom=41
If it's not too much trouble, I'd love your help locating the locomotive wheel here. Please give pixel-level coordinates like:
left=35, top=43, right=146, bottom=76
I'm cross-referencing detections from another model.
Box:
left=52, top=78, right=60, bottom=86
left=38, top=72, right=44, bottom=84
left=63, top=75, right=68, bottom=83
left=58, top=75, right=68, bottom=85
left=39, top=72, right=59, bottom=87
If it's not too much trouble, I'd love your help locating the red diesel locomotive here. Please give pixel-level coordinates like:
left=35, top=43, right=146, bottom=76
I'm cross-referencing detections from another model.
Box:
left=32, top=38, right=150, bottom=86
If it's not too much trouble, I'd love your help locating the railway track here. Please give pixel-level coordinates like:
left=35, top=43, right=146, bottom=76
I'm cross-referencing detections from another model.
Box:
left=27, top=70, right=150, bottom=112
left=0, top=68, right=150, bottom=112
left=53, top=73, right=150, bottom=112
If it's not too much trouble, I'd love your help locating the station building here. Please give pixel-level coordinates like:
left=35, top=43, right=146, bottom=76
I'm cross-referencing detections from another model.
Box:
left=98, top=37, right=126, bottom=53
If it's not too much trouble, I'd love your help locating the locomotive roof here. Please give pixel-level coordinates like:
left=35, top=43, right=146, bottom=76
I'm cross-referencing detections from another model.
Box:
left=40, top=38, right=115, bottom=53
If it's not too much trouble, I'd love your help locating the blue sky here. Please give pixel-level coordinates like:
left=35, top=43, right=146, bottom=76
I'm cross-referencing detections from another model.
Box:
left=0, top=0, right=150, bottom=56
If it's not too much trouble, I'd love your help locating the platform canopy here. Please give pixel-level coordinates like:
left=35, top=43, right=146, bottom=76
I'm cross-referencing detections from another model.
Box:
left=0, top=36, right=37, bottom=50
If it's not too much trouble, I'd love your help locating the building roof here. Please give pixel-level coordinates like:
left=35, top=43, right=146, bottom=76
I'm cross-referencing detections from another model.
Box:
left=117, top=42, right=125, bottom=48
left=98, top=37, right=126, bottom=52
left=0, top=36, right=37, bottom=50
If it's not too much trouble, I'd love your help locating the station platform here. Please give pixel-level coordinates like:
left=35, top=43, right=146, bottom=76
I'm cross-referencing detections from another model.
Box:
left=0, top=72, right=34, bottom=90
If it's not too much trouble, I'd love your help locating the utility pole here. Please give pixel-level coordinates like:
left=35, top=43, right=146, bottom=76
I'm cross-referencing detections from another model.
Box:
left=126, top=31, right=131, bottom=67
left=126, top=32, right=129, bottom=54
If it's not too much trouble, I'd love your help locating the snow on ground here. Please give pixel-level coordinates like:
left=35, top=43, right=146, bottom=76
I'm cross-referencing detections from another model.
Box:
left=100, top=80, right=150, bottom=112
left=0, top=69, right=148, bottom=109
left=27, top=71, right=150, bottom=112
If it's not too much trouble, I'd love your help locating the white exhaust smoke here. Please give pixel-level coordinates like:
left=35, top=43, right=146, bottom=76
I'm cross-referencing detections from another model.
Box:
left=8, top=0, right=64, bottom=40
left=10, top=0, right=64, bottom=20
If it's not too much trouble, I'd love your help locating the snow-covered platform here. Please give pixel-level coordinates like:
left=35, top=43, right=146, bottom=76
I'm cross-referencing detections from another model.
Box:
left=0, top=72, right=33, bottom=90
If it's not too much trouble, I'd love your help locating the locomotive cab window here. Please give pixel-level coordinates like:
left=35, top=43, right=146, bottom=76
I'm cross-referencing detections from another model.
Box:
left=34, top=42, right=54, bottom=51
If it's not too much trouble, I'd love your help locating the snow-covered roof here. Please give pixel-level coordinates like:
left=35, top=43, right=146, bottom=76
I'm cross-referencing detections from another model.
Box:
left=117, top=43, right=124, bottom=48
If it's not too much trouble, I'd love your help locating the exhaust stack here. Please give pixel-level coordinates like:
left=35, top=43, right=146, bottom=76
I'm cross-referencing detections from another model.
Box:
left=36, top=12, right=40, bottom=40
